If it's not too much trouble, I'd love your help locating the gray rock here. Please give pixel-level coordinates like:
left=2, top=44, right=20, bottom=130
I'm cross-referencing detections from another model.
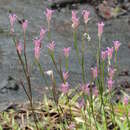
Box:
left=0, top=76, right=19, bottom=94
left=0, top=0, right=130, bottom=111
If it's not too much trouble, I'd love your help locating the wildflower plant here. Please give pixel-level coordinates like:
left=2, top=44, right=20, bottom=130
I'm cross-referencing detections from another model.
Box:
left=2, top=8, right=129, bottom=130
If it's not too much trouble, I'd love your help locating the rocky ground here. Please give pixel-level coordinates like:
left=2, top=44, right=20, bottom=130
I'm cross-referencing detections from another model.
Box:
left=0, top=0, right=130, bottom=111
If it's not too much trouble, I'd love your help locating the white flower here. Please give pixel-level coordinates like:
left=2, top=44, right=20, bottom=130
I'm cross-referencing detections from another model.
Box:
left=87, top=34, right=91, bottom=41
left=45, top=70, right=53, bottom=76
left=83, top=33, right=91, bottom=41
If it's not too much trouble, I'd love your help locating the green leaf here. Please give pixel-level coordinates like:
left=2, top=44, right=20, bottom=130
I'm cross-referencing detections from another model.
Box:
left=97, top=122, right=104, bottom=130
left=71, top=92, right=81, bottom=103
left=75, top=117, right=84, bottom=123
left=0, top=125, right=2, bottom=130
left=115, top=117, right=129, bottom=130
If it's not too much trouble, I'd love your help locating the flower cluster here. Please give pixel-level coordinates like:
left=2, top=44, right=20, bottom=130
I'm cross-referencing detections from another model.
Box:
left=113, top=41, right=121, bottom=52
left=101, top=50, right=107, bottom=60
left=47, top=41, right=55, bottom=52
left=34, top=38, right=41, bottom=60
left=98, top=22, right=104, bottom=38
left=40, top=27, right=46, bottom=41
left=22, top=20, right=28, bottom=33
left=63, top=71, right=69, bottom=81
left=45, top=8, right=54, bottom=24
left=8, top=7, right=129, bottom=130
left=82, top=10, right=90, bottom=24
left=9, top=13, right=17, bottom=33
left=72, top=11, right=79, bottom=29
left=81, top=83, right=98, bottom=97
left=60, top=82, right=69, bottom=94
left=63, top=47, right=71, bottom=58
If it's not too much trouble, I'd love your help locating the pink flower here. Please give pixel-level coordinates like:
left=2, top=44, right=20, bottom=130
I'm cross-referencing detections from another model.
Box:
left=82, top=10, right=90, bottom=24
left=72, top=11, right=79, bottom=29
left=35, top=47, right=40, bottom=60
left=47, top=41, right=55, bottom=51
left=34, top=38, right=41, bottom=60
left=123, top=96, right=128, bottom=105
left=34, top=38, right=41, bottom=47
left=17, top=42, right=22, bottom=54
left=93, top=87, right=98, bottom=97
left=40, top=27, right=46, bottom=41
left=107, top=78, right=114, bottom=91
left=101, top=50, right=107, bottom=60
left=108, top=67, right=116, bottom=79
left=81, top=83, right=90, bottom=95
left=79, top=98, right=85, bottom=108
left=22, top=20, right=28, bottom=33
left=107, top=47, right=113, bottom=59
left=63, top=47, right=71, bottom=58
left=72, top=10, right=77, bottom=19
left=9, top=14, right=17, bottom=26
left=45, top=8, right=54, bottom=23
left=60, top=82, right=69, bottom=94
left=98, top=22, right=104, bottom=38
left=113, top=41, right=121, bottom=52
left=9, top=14, right=17, bottom=32
left=68, top=123, right=75, bottom=129
left=91, top=66, right=98, bottom=79
left=63, top=71, right=69, bottom=81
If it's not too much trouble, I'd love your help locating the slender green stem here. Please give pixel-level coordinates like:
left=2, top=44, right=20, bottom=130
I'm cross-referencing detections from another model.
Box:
left=20, top=80, right=32, bottom=102
left=65, top=57, right=69, bottom=71
left=88, top=103, right=92, bottom=129
left=48, top=22, right=51, bottom=41
left=49, top=52, right=64, bottom=82
left=12, top=36, right=38, bottom=130
left=13, top=37, right=32, bottom=101
left=89, top=82, right=98, bottom=130
left=81, top=93, right=89, bottom=129
left=81, top=35, right=86, bottom=83
left=115, top=51, right=118, bottom=69
left=110, top=102, right=116, bottom=127
left=20, top=81, right=39, bottom=129
left=23, top=32, right=32, bottom=101
left=73, top=30, right=81, bottom=64
left=50, top=75, right=67, bottom=130
left=101, top=94, right=107, bottom=130
left=34, top=59, right=49, bottom=87
left=66, top=94, right=73, bottom=121
left=23, top=32, right=28, bottom=72
left=101, top=61, right=105, bottom=91
left=97, top=76, right=107, bottom=129
left=97, top=38, right=101, bottom=72
left=126, top=106, right=130, bottom=128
